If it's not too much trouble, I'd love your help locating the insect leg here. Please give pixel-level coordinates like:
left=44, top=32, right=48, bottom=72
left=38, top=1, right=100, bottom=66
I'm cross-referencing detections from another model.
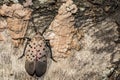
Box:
left=12, top=37, right=31, bottom=41
left=18, top=39, right=29, bottom=59
left=45, top=40, right=57, bottom=62
left=13, top=37, right=31, bottom=59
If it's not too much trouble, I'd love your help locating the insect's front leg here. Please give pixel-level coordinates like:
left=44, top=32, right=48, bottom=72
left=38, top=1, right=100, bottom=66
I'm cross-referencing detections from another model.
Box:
left=12, top=37, right=31, bottom=41
left=13, top=37, right=31, bottom=59
left=45, top=39, right=57, bottom=62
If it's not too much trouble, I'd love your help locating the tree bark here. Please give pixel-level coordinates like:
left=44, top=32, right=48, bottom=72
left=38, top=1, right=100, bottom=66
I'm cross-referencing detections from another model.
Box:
left=0, top=0, right=120, bottom=80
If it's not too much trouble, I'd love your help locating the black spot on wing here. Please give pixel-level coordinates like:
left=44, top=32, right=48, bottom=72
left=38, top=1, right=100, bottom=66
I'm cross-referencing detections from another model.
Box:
left=28, top=44, right=32, bottom=48
left=37, top=50, right=40, bottom=52
left=38, top=57, right=40, bottom=59
left=30, top=58, right=32, bottom=60
left=28, top=50, right=30, bottom=52
left=43, top=48, right=45, bottom=51
left=32, top=55, right=35, bottom=57
left=33, top=43, right=36, bottom=45
left=37, top=55, right=47, bottom=62
left=39, top=53, right=41, bottom=55
left=34, top=47, right=36, bottom=49
left=26, top=54, right=29, bottom=56
left=39, top=45, right=42, bottom=47
left=30, top=53, right=33, bottom=55
left=28, top=56, right=31, bottom=59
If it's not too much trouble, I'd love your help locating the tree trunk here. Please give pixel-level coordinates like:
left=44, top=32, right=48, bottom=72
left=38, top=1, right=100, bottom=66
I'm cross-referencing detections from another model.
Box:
left=0, top=0, right=120, bottom=80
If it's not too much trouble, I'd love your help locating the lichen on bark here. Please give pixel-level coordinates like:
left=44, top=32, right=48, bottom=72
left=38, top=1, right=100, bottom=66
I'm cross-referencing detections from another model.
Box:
left=0, top=3, right=32, bottom=47
left=45, top=0, right=82, bottom=58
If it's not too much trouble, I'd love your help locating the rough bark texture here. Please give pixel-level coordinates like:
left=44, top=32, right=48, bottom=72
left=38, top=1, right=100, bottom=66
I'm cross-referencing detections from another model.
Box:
left=0, top=0, right=120, bottom=80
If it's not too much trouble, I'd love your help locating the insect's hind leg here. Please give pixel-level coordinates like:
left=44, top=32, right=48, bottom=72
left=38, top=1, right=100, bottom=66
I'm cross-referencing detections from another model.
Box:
left=13, top=37, right=31, bottom=59
left=45, top=39, right=57, bottom=62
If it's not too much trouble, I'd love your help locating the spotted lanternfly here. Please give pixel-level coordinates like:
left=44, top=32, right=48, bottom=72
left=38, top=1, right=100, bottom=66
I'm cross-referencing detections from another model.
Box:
left=16, top=32, right=56, bottom=77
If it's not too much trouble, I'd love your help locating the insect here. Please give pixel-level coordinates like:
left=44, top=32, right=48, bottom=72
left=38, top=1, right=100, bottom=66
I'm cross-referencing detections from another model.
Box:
left=16, top=32, right=56, bottom=77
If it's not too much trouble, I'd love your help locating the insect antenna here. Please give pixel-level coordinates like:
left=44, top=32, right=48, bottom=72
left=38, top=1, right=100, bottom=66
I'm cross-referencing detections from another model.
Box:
left=45, top=40, right=57, bottom=62
left=30, top=14, right=49, bottom=35
left=41, top=26, right=48, bottom=35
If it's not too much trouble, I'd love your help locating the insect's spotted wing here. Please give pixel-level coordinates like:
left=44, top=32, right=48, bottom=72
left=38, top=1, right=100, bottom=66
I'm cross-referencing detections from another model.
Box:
left=35, top=60, right=47, bottom=77
left=34, top=36, right=48, bottom=77
left=25, top=60, right=35, bottom=76
left=25, top=34, right=48, bottom=77
left=25, top=39, right=37, bottom=76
